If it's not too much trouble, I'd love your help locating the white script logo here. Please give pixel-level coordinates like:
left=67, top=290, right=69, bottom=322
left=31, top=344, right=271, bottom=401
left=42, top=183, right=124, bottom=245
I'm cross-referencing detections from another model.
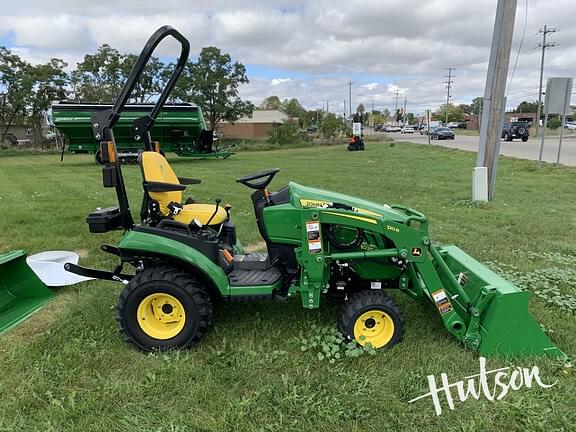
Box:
left=409, top=357, right=557, bottom=415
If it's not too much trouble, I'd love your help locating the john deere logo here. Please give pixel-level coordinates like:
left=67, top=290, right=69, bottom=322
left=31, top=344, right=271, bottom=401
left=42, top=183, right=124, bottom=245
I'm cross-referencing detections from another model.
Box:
left=411, top=247, right=422, bottom=257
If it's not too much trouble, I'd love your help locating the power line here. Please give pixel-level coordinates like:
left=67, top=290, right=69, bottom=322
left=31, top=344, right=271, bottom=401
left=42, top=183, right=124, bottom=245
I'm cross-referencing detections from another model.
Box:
left=506, top=0, right=528, bottom=95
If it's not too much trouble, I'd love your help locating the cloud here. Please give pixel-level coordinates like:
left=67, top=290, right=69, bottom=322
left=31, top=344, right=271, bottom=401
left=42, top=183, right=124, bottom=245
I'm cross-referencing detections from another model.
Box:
left=271, top=78, right=293, bottom=86
left=0, top=0, right=574, bottom=111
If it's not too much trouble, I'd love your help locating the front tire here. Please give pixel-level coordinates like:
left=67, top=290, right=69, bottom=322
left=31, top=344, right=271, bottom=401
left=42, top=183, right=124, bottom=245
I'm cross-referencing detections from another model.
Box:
left=116, top=266, right=213, bottom=352
left=338, top=291, right=405, bottom=349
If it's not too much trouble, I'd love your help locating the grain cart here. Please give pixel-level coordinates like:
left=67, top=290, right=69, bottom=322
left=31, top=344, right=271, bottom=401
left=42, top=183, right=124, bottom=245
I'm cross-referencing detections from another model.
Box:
left=52, top=101, right=232, bottom=163
left=66, top=26, right=565, bottom=359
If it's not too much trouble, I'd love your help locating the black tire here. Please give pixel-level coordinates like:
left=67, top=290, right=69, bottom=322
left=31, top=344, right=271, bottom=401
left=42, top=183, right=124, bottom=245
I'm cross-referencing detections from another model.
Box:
left=116, top=266, right=213, bottom=352
left=504, top=132, right=512, bottom=141
left=521, top=136, right=528, bottom=142
left=94, top=149, right=103, bottom=165
left=338, top=291, right=405, bottom=349
left=517, top=126, right=527, bottom=135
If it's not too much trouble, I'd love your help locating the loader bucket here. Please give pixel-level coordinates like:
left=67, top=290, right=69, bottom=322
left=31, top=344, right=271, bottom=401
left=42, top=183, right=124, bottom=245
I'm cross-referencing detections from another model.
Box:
left=0, top=250, right=53, bottom=334
left=436, top=245, right=565, bottom=359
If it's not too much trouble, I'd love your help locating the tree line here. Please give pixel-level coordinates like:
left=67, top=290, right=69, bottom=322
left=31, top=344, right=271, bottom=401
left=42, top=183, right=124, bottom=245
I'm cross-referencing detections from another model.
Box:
left=0, top=44, right=254, bottom=143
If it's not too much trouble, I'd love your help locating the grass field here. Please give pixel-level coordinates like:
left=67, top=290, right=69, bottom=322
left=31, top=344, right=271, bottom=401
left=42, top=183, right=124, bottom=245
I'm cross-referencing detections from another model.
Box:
left=0, top=142, right=575, bottom=431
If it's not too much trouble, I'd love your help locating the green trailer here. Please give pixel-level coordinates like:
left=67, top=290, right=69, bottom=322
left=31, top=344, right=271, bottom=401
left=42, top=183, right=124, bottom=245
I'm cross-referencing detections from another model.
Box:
left=51, top=101, right=232, bottom=163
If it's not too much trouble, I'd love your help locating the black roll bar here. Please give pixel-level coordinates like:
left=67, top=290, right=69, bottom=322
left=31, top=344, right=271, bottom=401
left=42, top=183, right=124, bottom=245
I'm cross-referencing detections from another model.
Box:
left=91, top=26, right=190, bottom=230
left=91, top=25, right=190, bottom=149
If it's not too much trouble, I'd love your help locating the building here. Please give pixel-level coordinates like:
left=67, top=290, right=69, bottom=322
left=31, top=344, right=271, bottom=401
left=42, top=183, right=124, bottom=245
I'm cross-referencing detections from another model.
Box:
left=217, top=110, right=289, bottom=139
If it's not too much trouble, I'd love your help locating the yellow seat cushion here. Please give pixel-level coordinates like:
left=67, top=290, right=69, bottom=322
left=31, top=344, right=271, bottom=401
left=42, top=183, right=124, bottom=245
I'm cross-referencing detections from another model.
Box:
left=140, top=151, right=227, bottom=226
left=173, top=203, right=227, bottom=226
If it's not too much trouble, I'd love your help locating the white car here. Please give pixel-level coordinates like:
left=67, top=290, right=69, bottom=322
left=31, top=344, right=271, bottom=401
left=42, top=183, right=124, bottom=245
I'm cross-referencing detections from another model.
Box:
left=564, top=122, right=576, bottom=130
left=447, top=122, right=460, bottom=129
left=387, top=125, right=401, bottom=132
left=401, top=127, right=415, bottom=134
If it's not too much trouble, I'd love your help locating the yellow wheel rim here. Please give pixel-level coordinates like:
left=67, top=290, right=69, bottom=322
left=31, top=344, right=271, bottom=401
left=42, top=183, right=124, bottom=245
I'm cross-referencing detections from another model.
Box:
left=137, top=293, right=186, bottom=340
left=353, top=310, right=395, bottom=348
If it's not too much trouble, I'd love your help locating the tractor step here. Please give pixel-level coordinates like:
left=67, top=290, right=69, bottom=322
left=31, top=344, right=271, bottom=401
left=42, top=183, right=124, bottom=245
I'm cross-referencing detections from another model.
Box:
left=233, top=252, right=269, bottom=270
left=229, top=266, right=282, bottom=287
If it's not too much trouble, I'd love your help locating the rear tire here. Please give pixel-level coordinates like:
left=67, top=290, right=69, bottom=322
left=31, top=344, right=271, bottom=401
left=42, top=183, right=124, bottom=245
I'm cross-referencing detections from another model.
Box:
left=504, top=132, right=513, bottom=141
left=116, top=266, right=213, bottom=352
left=338, top=291, right=405, bottom=349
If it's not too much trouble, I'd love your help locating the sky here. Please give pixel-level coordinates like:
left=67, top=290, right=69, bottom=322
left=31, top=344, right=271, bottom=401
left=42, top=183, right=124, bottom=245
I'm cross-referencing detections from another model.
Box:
left=0, top=0, right=575, bottom=115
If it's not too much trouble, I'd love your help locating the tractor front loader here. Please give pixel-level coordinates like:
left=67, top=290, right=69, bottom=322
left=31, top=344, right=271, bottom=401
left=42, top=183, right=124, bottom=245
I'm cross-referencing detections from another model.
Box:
left=66, top=26, right=564, bottom=359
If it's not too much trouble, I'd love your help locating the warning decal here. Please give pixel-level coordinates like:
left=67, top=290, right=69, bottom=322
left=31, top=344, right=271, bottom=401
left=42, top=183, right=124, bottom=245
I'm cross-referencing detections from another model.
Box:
left=432, top=289, right=453, bottom=315
left=306, top=221, right=322, bottom=253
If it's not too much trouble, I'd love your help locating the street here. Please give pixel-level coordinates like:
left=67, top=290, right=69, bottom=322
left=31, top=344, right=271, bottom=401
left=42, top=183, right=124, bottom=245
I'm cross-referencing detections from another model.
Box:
left=380, top=131, right=576, bottom=166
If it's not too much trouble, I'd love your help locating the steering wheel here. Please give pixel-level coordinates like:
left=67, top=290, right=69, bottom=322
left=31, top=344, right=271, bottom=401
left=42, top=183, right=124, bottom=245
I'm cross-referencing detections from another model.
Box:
left=236, top=168, right=280, bottom=190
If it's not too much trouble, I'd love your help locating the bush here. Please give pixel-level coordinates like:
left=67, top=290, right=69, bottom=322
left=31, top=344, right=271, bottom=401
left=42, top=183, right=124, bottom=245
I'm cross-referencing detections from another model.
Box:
left=547, top=116, right=561, bottom=130
left=267, top=120, right=310, bottom=147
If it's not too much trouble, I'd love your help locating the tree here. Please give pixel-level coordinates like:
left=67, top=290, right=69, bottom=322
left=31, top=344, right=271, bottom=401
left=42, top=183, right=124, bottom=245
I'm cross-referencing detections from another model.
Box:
left=471, top=97, right=483, bottom=115
left=281, top=98, right=306, bottom=126
left=173, top=46, right=254, bottom=130
left=124, top=54, right=166, bottom=103
left=382, top=108, right=390, bottom=120
left=395, top=109, right=403, bottom=123
left=515, top=100, right=540, bottom=113
left=319, top=113, right=343, bottom=142
left=0, top=48, right=67, bottom=141
left=0, top=47, right=30, bottom=136
left=71, top=44, right=166, bottom=103
left=267, top=120, right=301, bottom=146
left=70, top=44, right=125, bottom=101
left=458, top=103, right=472, bottom=114
left=260, top=96, right=282, bottom=110
left=28, top=58, right=68, bottom=143
left=406, top=113, right=415, bottom=124
left=356, top=103, right=365, bottom=114
left=436, top=104, right=465, bottom=123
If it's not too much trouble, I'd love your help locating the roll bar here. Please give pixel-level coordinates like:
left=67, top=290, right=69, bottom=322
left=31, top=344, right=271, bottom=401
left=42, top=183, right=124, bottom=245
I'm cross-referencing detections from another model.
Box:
left=91, top=25, right=190, bottom=150
left=92, top=26, right=191, bottom=230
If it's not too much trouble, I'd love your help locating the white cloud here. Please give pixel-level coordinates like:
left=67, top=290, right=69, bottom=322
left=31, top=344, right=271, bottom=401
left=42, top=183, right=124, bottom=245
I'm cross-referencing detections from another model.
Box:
left=0, top=0, right=574, bottom=111
left=271, top=78, right=293, bottom=86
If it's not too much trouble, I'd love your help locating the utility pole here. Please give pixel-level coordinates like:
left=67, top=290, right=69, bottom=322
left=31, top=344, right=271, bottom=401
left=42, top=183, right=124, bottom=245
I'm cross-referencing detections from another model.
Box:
left=348, top=81, right=353, bottom=119
left=326, top=99, right=329, bottom=114
left=403, top=97, right=407, bottom=128
left=394, top=90, right=400, bottom=124
left=444, top=67, right=455, bottom=124
left=475, top=0, right=517, bottom=201
left=343, top=99, right=346, bottom=119
left=371, top=99, right=374, bottom=113
left=535, top=25, right=557, bottom=136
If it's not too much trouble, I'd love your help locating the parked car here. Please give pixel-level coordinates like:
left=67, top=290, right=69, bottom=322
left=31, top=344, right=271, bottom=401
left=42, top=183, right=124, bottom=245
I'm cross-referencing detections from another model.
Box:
left=501, top=121, right=529, bottom=142
left=306, top=126, right=318, bottom=133
left=387, top=125, right=401, bottom=132
left=564, top=122, right=576, bottom=130
left=447, top=122, right=460, bottom=129
left=401, top=126, right=415, bottom=134
left=430, top=127, right=455, bottom=140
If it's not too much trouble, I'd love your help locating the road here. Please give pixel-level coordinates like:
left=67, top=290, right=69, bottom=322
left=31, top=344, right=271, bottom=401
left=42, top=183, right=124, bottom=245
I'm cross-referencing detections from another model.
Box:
left=374, top=131, right=576, bottom=166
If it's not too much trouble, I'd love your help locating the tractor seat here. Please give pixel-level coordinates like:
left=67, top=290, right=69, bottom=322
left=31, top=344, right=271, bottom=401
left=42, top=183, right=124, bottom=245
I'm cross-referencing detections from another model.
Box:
left=139, top=151, right=227, bottom=226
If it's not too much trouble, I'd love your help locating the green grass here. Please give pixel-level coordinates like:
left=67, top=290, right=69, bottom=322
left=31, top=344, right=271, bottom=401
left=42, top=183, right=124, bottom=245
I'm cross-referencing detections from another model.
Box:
left=0, top=142, right=576, bottom=431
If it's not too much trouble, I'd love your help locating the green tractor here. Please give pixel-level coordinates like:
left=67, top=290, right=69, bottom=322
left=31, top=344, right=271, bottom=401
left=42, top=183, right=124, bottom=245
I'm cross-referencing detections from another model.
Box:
left=67, top=26, right=565, bottom=358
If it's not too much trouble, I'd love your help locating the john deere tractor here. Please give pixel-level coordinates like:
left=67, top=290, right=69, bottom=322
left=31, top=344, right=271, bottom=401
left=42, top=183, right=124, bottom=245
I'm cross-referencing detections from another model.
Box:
left=67, top=26, right=564, bottom=358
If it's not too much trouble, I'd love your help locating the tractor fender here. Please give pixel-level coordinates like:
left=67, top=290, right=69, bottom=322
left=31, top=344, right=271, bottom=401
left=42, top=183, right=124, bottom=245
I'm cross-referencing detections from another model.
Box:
left=117, top=230, right=230, bottom=297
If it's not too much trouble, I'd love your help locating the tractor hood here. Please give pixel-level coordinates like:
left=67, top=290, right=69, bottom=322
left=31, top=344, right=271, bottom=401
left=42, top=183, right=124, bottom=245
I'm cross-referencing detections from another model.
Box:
left=287, top=182, right=412, bottom=224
